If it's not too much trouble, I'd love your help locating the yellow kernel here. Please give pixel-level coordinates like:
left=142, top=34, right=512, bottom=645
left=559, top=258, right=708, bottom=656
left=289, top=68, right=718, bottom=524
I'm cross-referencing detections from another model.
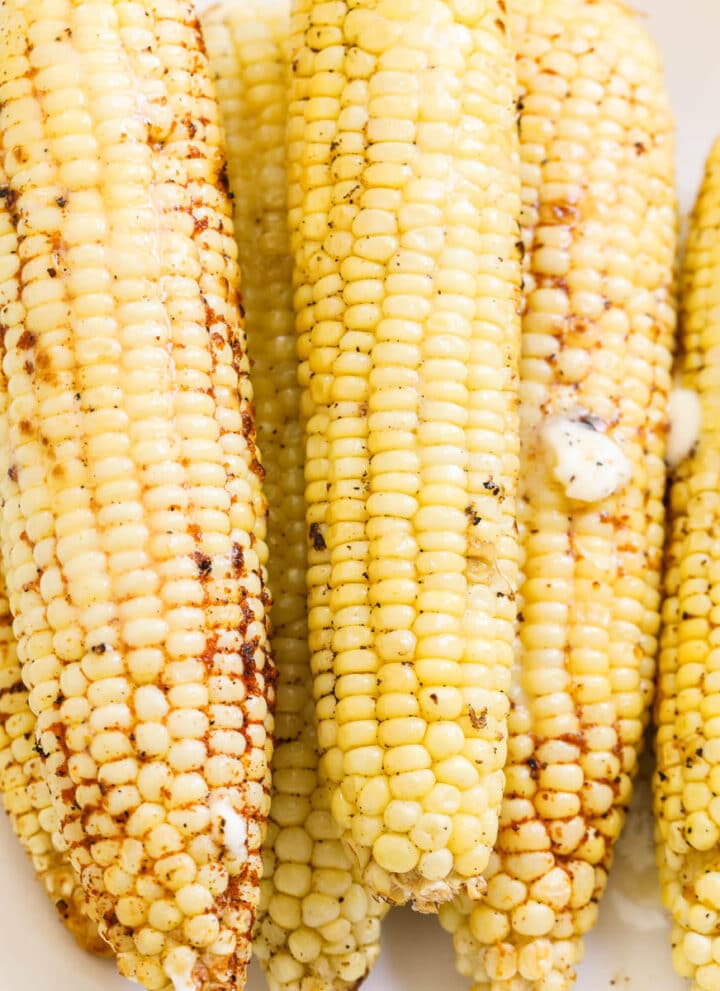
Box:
left=288, top=927, right=322, bottom=964
left=176, top=883, right=213, bottom=916
left=372, top=833, right=419, bottom=874
left=511, top=900, right=556, bottom=937
left=383, top=800, right=422, bottom=831
left=302, top=892, right=341, bottom=928
left=411, top=813, right=452, bottom=852
left=418, top=848, right=453, bottom=881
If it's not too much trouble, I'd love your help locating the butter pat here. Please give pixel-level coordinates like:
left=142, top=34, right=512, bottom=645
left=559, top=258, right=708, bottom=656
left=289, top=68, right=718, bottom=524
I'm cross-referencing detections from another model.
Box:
left=164, top=947, right=197, bottom=991
left=542, top=415, right=632, bottom=503
left=213, top=798, right=248, bottom=859
left=666, top=386, right=702, bottom=469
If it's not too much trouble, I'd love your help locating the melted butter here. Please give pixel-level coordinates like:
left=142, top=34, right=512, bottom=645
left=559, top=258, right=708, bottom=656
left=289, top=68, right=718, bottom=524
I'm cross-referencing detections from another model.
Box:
left=541, top=415, right=632, bottom=503
left=164, top=948, right=197, bottom=991
left=213, top=798, right=248, bottom=859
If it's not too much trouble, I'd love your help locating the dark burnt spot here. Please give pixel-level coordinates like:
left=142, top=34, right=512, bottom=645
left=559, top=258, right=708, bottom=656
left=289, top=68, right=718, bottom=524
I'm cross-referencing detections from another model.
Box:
left=55, top=195, right=67, bottom=208
left=240, top=410, right=254, bottom=438
left=24, top=360, right=33, bottom=375
left=91, top=643, right=107, bottom=654
left=468, top=705, right=487, bottom=730
left=194, top=215, right=209, bottom=235
left=47, top=267, right=57, bottom=278
left=19, top=419, right=31, bottom=435
left=231, top=542, right=244, bottom=573
left=250, top=456, right=265, bottom=481
left=240, top=596, right=255, bottom=628
left=33, top=741, right=48, bottom=758
left=17, top=330, right=35, bottom=351
left=309, top=522, right=326, bottom=551
left=240, top=641, right=256, bottom=670
left=7, top=465, right=17, bottom=482
left=465, top=505, right=481, bottom=526
left=634, top=141, right=646, bottom=155
left=527, top=756, right=540, bottom=780
left=55, top=899, right=69, bottom=920
left=0, top=185, right=17, bottom=211
left=194, top=550, right=212, bottom=577
left=5, top=680, right=25, bottom=695
left=187, top=145, right=203, bottom=160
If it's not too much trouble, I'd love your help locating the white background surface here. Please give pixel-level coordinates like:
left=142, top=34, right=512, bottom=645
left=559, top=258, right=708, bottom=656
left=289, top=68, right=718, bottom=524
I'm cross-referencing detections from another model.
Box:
left=1, top=2, right=717, bottom=989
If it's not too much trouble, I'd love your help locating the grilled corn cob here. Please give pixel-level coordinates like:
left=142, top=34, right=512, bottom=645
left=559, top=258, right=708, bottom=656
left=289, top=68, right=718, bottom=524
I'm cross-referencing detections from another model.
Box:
left=202, top=3, right=387, bottom=988
left=0, top=2, right=274, bottom=988
left=288, top=0, right=523, bottom=909
left=654, top=138, right=720, bottom=991
left=440, top=0, right=676, bottom=986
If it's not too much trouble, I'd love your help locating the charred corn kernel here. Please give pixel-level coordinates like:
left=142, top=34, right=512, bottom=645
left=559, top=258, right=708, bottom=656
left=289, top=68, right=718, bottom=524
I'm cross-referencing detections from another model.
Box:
left=441, top=0, right=676, bottom=986
left=289, top=0, right=522, bottom=910
left=0, top=2, right=274, bottom=989
left=655, top=137, right=720, bottom=991
left=202, top=4, right=387, bottom=989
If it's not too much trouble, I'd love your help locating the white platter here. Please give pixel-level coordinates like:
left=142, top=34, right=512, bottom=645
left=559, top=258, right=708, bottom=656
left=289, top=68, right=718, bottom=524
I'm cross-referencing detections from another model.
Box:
left=1, top=1, right=717, bottom=989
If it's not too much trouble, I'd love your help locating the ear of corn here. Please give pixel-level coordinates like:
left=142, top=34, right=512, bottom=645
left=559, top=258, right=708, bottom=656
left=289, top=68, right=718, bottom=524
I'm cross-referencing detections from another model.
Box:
left=654, top=137, right=720, bottom=991
left=288, top=0, right=523, bottom=911
left=0, top=1, right=274, bottom=989
left=440, top=0, right=676, bottom=986
left=202, top=3, right=387, bottom=989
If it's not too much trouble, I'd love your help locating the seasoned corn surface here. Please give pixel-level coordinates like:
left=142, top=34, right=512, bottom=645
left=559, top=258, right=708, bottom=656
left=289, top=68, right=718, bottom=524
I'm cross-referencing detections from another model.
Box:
left=203, top=3, right=387, bottom=989
left=288, top=0, right=523, bottom=909
left=655, top=137, right=720, bottom=991
left=0, top=1, right=274, bottom=988
left=440, top=0, right=676, bottom=986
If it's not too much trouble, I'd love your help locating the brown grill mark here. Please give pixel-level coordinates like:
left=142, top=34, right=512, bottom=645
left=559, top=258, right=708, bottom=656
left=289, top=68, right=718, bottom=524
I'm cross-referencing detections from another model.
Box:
left=309, top=521, right=327, bottom=551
